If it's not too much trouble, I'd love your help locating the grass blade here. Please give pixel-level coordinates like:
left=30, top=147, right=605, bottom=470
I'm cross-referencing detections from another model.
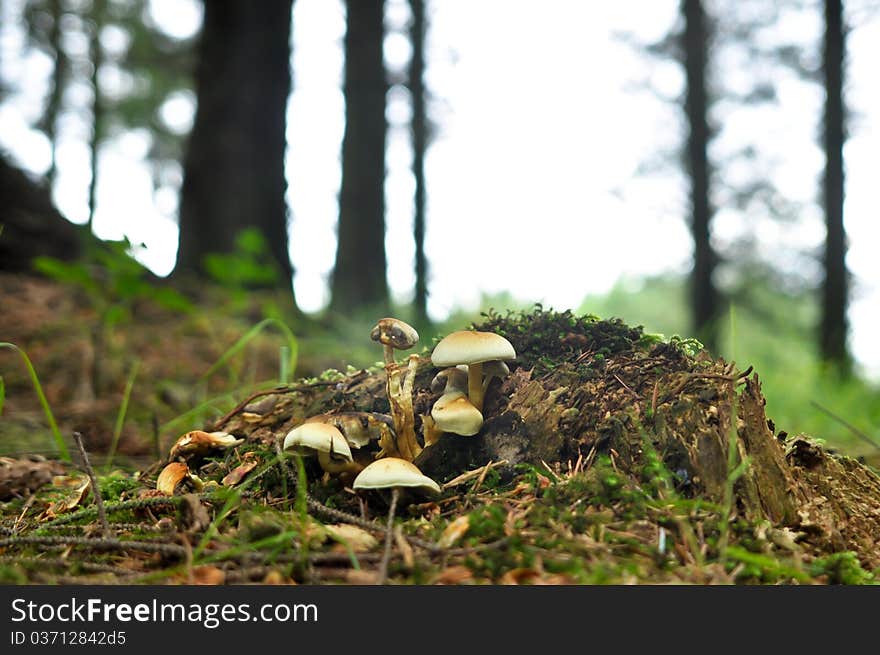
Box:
left=106, top=358, right=140, bottom=469
left=0, top=342, right=71, bottom=462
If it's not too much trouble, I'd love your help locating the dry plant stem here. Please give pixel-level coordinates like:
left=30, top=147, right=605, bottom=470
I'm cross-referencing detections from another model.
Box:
left=211, top=381, right=338, bottom=430
left=0, top=535, right=188, bottom=557
left=72, top=431, right=110, bottom=537
left=377, top=488, right=399, bottom=585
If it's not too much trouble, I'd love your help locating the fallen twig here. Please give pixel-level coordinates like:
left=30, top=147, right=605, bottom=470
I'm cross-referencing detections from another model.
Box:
left=73, top=431, right=111, bottom=537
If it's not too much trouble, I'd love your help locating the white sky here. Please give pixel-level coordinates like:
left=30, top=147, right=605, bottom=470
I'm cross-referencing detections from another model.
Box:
left=1, top=0, right=879, bottom=379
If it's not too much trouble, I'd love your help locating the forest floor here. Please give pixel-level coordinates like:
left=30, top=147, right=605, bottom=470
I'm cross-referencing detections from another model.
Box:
left=1, top=271, right=878, bottom=585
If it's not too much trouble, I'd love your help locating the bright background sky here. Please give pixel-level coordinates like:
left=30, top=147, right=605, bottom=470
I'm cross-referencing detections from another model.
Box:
left=1, top=0, right=878, bottom=378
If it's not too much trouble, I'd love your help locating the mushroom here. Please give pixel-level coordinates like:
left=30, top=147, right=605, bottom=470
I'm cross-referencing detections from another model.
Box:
left=156, top=462, right=203, bottom=495
left=305, top=412, right=393, bottom=450
left=370, top=317, right=419, bottom=367
left=352, top=457, right=440, bottom=583
left=480, top=360, right=510, bottom=395
left=370, top=317, right=422, bottom=462
left=430, top=330, right=516, bottom=412
left=168, top=430, right=243, bottom=461
left=429, top=367, right=483, bottom=436
left=282, top=422, right=358, bottom=474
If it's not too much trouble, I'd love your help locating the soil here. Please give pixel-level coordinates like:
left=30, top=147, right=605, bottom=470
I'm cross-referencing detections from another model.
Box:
left=1, top=276, right=878, bottom=585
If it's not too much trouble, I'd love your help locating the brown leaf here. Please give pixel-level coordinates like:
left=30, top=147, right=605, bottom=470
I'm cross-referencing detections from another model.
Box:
left=157, top=462, right=189, bottom=495
left=432, top=565, right=475, bottom=585
left=190, top=565, right=225, bottom=585
left=325, top=524, right=379, bottom=552
left=168, top=430, right=243, bottom=460
left=438, top=515, right=470, bottom=548
left=221, top=459, right=259, bottom=486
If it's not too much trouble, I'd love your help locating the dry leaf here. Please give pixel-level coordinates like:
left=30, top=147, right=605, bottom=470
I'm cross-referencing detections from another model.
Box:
left=191, top=565, right=225, bottom=585
left=345, top=570, right=378, bottom=584
left=433, top=565, right=475, bottom=585
left=393, top=525, right=414, bottom=568
left=221, top=459, right=258, bottom=486
left=168, top=430, right=243, bottom=460
left=262, top=570, right=294, bottom=585
left=39, top=477, right=91, bottom=520
left=438, top=515, right=470, bottom=548
left=325, top=524, right=379, bottom=552
left=157, top=462, right=189, bottom=495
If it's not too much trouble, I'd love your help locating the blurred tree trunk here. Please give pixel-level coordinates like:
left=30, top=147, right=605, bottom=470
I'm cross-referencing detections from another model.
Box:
left=176, top=0, right=296, bottom=296
left=331, top=0, right=388, bottom=313
left=409, top=0, right=428, bottom=325
left=820, top=0, right=849, bottom=372
left=43, top=0, right=67, bottom=186
left=682, top=0, right=719, bottom=353
left=87, top=0, right=105, bottom=231
left=0, top=154, right=83, bottom=271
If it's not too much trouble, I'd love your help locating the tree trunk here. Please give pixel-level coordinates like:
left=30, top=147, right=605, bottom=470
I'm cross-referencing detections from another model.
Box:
left=820, top=0, right=849, bottom=372
left=43, top=0, right=67, bottom=187
left=331, top=0, right=388, bottom=314
left=218, top=309, right=880, bottom=570
left=176, top=0, right=295, bottom=296
left=409, top=0, right=428, bottom=325
left=87, top=0, right=106, bottom=231
left=0, top=154, right=83, bottom=271
left=682, top=0, right=719, bottom=353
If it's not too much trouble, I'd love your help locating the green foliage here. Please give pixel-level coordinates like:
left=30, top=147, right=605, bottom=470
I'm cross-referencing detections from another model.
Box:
left=202, top=228, right=282, bottom=311
left=33, top=238, right=193, bottom=325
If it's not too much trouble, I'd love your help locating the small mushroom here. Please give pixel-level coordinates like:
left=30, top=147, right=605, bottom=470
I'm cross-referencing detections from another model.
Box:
left=352, top=457, right=441, bottom=495
left=168, top=430, right=243, bottom=461
left=305, top=412, right=393, bottom=450
left=370, top=317, right=419, bottom=367
left=352, top=457, right=441, bottom=584
left=431, top=330, right=516, bottom=412
left=370, top=317, right=422, bottom=462
left=480, top=360, right=510, bottom=395
left=429, top=367, right=483, bottom=436
left=431, top=390, right=483, bottom=437
left=156, top=462, right=203, bottom=496
left=282, top=422, right=358, bottom=474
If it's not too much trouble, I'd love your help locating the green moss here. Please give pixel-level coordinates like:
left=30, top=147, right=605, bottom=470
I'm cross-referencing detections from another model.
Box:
left=809, top=552, right=876, bottom=585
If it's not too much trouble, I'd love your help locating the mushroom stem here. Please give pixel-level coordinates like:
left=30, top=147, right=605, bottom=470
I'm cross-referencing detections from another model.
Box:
left=468, top=361, right=484, bottom=412
left=377, top=487, right=399, bottom=585
left=383, top=344, right=395, bottom=367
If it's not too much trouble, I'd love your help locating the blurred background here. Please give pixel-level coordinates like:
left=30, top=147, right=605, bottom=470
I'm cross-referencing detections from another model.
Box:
left=0, top=0, right=878, bottom=463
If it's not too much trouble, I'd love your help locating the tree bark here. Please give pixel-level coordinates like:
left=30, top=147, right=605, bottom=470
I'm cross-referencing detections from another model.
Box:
left=87, top=0, right=106, bottom=231
left=331, top=0, right=388, bottom=313
left=409, top=0, right=428, bottom=325
left=176, top=0, right=295, bottom=296
left=0, top=154, right=83, bottom=271
left=820, top=0, right=849, bottom=372
left=682, top=0, right=720, bottom=353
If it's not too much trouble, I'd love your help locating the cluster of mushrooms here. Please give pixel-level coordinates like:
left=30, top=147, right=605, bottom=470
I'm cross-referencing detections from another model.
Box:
left=281, top=318, right=517, bottom=500
left=154, top=319, right=516, bottom=581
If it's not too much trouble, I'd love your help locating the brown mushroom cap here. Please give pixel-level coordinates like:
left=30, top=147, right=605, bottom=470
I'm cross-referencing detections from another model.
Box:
left=370, top=318, right=419, bottom=350
left=431, top=390, right=483, bottom=436
left=430, top=330, right=516, bottom=367
left=352, top=457, right=441, bottom=493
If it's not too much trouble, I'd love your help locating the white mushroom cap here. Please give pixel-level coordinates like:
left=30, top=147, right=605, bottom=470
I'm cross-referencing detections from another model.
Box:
left=431, top=390, right=483, bottom=436
left=352, top=457, right=441, bottom=493
left=283, top=422, right=353, bottom=462
left=430, top=330, right=516, bottom=367
left=370, top=317, right=419, bottom=350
